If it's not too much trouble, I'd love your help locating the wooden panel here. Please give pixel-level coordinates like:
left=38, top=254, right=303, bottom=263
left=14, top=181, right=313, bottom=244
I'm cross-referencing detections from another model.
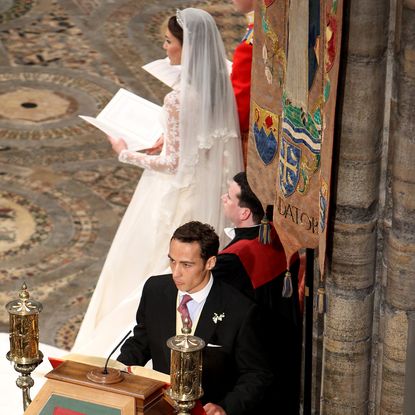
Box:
left=25, top=379, right=135, bottom=415
left=45, top=360, right=165, bottom=411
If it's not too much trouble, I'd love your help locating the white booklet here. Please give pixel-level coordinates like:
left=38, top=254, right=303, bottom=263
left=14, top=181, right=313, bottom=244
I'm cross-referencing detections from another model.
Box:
left=142, top=57, right=233, bottom=89
left=79, top=88, right=163, bottom=151
left=142, top=57, right=181, bottom=89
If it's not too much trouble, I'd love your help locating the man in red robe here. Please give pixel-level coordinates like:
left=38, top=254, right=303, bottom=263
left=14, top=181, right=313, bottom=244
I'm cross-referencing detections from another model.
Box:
left=230, top=1, right=255, bottom=166
left=213, top=172, right=302, bottom=414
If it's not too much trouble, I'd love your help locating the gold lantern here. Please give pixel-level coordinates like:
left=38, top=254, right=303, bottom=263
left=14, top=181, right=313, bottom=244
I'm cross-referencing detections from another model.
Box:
left=6, top=282, right=43, bottom=411
left=166, top=324, right=205, bottom=415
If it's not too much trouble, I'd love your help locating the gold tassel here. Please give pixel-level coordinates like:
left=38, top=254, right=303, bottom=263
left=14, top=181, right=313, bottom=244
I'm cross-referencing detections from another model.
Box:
left=317, top=287, right=326, bottom=314
left=258, top=214, right=271, bottom=244
left=282, top=270, right=293, bottom=298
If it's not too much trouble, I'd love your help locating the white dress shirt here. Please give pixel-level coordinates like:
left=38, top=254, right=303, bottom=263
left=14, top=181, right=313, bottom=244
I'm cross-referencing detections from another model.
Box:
left=176, top=273, right=214, bottom=335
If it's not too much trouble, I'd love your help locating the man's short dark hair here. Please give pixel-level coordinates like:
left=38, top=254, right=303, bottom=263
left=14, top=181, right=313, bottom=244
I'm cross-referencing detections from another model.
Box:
left=233, top=172, right=264, bottom=224
left=171, top=221, right=219, bottom=261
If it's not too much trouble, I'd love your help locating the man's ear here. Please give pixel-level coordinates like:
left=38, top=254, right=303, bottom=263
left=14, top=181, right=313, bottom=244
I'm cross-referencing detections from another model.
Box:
left=240, top=207, right=251, bottom=222
left=205, top=256, right=217, bottom=270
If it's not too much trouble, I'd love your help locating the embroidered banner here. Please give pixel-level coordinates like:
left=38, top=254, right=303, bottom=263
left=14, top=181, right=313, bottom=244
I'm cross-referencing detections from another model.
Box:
left=247, top=0, right=287, bottom=205
left=248, top=0, right=343, bottom=272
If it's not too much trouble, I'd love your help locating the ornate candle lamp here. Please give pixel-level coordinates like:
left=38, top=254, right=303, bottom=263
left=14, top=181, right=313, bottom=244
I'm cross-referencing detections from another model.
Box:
left=166, top=320, right=205, bottom=415
left=6, top=282, right=43, bottom=411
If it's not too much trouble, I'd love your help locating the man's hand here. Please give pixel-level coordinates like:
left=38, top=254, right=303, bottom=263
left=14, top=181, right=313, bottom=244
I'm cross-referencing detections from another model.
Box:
left=203, top=403, right=227, bottom=415
left=107, top=135, right=127, bottom=154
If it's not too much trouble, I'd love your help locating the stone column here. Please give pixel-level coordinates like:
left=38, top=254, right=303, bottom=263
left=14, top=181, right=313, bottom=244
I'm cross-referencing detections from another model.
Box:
left=379, top=1, right=415, bottom=414
left=320, top=0, right=389, bottom=413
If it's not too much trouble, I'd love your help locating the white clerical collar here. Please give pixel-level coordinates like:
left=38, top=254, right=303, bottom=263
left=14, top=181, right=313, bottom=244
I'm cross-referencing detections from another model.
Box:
left=178, top=273, right=213, bottom=304
left=224, top=227, right=236, bottom=240
left=224, top=224, right=261, bottom=240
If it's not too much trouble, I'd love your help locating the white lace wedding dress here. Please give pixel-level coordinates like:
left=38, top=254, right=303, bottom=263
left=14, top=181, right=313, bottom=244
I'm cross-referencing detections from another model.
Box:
left=73, top=89, right=243, bottom=356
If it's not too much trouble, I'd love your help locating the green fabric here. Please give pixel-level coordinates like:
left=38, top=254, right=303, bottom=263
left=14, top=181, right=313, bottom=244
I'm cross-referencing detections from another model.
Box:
left=40, top=394, right=121, bottom=415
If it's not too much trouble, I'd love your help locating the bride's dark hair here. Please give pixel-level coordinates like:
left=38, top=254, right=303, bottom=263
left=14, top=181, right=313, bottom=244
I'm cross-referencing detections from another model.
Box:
left=168, top=16, right=183, bottom=45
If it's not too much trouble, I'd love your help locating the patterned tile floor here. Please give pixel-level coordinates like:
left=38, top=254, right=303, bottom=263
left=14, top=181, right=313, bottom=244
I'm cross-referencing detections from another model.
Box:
left=0, top=0, right=245, bottom=349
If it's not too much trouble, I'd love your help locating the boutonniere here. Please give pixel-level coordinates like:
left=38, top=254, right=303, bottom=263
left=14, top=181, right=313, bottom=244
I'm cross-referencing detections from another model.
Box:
left=212, top=312, right=225, bottom=324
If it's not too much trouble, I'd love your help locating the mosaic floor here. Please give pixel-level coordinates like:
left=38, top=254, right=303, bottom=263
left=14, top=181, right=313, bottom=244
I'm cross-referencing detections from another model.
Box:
left=0, top=0, right=245, bottom=349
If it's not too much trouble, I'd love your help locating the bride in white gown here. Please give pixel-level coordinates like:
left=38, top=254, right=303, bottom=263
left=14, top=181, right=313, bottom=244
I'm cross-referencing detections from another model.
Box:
left=73, top=8, right=244, bottom=355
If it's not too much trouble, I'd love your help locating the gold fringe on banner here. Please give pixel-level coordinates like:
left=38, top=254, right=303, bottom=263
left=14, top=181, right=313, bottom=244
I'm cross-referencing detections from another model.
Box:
left=258, top=214, right=272, bottom=244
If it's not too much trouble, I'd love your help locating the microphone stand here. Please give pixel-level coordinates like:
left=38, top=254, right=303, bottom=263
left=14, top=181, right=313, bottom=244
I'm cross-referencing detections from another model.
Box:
left=86, top=330, right=132, bottom=384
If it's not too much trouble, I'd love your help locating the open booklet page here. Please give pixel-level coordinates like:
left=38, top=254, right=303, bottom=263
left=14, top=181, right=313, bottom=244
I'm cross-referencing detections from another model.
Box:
left=79, top=88, right=163, bottom=152
left=61, top=353, right=170, bottom=383
left=142, top=57, right=181, bottom=89
left=142, top=57, right=233, bottom=89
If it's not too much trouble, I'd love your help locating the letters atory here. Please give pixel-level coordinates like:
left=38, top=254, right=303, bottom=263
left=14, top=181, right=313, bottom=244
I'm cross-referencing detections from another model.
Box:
left=277, top=196, right=318, bottom=234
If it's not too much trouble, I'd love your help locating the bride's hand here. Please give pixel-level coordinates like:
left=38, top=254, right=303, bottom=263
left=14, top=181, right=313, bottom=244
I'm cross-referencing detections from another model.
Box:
left=107, top=136, right=127, bottom=154
left=145, top=136, right=164, bottom=155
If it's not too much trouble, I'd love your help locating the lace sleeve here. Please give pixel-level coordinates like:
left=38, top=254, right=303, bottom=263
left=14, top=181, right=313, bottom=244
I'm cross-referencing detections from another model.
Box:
left=118, top=91, right=180, bottom=174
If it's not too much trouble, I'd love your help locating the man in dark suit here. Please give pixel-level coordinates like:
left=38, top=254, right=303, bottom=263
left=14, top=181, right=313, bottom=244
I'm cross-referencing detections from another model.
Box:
left=214, top=172, right=302, bottom=414
left=117, top=221, right=273, bottom=415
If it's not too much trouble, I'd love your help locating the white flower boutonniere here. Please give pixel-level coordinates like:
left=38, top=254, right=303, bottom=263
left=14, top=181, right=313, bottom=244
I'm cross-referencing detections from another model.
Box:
left=212, top=312, right=225, bottom=324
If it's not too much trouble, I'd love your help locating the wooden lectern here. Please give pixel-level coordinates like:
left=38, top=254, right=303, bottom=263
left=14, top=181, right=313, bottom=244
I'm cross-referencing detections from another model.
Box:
left=24, top=360, right=174, bottom=415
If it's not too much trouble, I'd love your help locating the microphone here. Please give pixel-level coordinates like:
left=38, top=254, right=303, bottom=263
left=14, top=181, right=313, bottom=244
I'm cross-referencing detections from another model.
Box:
left=103, top=330, right=132, bottom=374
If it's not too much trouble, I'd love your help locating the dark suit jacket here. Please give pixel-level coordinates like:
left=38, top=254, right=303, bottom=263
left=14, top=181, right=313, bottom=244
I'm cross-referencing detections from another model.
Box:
left=213, top=226, right=302, bottom=415
left=117, top=274, right=273, bottom=415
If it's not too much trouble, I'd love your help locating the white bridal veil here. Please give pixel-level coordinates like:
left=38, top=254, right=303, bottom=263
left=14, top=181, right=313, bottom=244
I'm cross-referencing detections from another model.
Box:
left=176, top=8, right=243, bottom=234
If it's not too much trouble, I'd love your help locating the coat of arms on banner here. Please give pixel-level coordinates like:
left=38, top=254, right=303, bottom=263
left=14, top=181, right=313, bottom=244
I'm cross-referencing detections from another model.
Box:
left=281, top=96, right=322, bottom=156
left=252, top=101, right=279, bottom=165
left=279, top=136, right=301, bottom=197
left=280, top=95, right=322, bottom=196
left=260, top=3, right=286, bottom=87
left=263, top=0, right=275, bottom=7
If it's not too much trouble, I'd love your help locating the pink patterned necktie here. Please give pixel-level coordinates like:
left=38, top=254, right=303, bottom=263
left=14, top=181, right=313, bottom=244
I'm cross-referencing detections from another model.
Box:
left=177, top=294, right=193, bottom=329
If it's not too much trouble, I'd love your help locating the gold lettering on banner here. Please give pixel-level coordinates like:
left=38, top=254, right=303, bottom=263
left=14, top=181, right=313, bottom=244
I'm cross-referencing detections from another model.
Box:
left=277, top=196, right=319, bottom=234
